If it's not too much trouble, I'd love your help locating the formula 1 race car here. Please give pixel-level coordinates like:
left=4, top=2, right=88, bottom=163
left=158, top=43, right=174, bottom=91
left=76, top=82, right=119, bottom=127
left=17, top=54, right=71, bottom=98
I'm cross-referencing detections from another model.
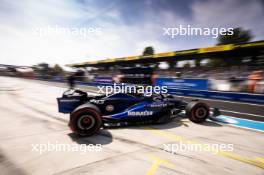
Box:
left=57, top=89, right=220, bottom=136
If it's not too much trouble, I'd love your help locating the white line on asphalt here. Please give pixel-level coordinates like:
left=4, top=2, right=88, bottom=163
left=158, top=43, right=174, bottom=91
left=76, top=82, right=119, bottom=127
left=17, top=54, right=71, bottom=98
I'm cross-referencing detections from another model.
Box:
left=219, top=109, right=264, bottom=118
left=217, top=115, right=264, bottom=123
left=227, top=124, right=264, bottom=133
left=209, top=119, right=264, bottom=133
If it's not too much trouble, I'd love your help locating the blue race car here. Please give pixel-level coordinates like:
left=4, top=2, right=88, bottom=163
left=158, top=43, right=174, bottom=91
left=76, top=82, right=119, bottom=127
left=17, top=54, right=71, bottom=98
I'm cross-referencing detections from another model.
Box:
left=57, top=89, right=220, bottom=136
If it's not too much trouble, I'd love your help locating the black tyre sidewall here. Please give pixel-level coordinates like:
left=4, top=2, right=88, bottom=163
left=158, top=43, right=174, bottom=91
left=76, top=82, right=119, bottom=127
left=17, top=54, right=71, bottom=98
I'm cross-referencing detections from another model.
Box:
left=70, top=108, right=102, bottom=136
left=186, top=102, right=209, bottom=123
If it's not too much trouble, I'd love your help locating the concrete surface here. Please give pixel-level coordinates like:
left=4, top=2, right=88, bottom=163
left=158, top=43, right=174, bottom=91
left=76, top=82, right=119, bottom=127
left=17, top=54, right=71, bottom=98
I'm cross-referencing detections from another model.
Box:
left=0, top=76, right=263, bottom=175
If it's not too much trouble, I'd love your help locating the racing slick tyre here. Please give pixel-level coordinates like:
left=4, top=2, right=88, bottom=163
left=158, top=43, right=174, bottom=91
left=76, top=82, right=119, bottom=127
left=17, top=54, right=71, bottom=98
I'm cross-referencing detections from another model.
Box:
left=185, top=101, right=209, bottom=123
left=69, top=104, right=102, bottom=136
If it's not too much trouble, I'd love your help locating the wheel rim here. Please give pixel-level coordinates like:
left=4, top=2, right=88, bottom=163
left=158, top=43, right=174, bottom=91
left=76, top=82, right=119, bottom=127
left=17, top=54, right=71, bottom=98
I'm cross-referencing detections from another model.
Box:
left=77, top=115, right=96, bottom=130
left=195, top=107, right=207, bottom=118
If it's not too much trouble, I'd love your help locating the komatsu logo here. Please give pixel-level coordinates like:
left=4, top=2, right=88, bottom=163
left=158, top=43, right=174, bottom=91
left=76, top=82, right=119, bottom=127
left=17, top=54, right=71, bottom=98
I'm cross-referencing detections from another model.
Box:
left=128, top=111, right=153, bottom=116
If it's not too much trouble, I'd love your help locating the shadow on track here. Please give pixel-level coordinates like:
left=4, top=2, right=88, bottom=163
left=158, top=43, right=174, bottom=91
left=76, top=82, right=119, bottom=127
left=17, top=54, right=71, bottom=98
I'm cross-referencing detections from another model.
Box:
left=198, top=120, right=222, bottom=127
left=102, top=118, right=222, bottom=131
left=68, top=130, right=113, bottom=145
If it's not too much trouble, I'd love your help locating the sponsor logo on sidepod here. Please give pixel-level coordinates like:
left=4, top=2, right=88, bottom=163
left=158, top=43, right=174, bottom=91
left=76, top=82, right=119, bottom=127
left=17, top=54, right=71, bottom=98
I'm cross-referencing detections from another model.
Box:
left=128, top=111, right=153, bottom=116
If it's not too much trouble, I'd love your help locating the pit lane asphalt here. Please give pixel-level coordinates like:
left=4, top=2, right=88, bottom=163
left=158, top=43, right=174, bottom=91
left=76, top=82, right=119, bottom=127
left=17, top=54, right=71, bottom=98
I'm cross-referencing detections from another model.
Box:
left=0, top=76, right=263, bottom=175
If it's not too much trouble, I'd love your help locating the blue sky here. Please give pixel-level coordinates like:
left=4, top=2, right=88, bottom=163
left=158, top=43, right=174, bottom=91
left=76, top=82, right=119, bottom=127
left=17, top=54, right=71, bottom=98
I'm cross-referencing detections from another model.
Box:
left=0, top=0, right=263, bottom=66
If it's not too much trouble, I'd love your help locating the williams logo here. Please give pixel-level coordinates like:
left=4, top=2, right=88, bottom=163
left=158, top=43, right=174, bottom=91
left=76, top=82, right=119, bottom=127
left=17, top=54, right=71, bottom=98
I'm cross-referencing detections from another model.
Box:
left=128, top=111, right=153, bottom=116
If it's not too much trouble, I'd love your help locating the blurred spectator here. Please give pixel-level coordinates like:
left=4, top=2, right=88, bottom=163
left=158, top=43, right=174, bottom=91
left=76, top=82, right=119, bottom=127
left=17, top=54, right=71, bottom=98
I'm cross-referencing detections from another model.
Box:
left=175, top=72, right=182, bottom=78
left=229, top=76, right=244, bottom=92
left=247, top=71, right=263, bottom=93
left=67, top=74, right=76, bottom=89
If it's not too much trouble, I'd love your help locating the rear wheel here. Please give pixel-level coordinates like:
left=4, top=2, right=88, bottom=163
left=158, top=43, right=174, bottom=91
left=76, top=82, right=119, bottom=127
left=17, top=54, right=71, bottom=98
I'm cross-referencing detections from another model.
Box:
left=186, top=101, right=209, bottom=123
left=69, top=107, right=102, bottom=136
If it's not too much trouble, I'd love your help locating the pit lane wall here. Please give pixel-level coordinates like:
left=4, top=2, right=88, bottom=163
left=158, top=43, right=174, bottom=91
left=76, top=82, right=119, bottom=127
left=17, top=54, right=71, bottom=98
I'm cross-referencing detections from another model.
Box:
left=155, top=78, right=264, bottom=104
left=167, top=88, right=264, bottom=104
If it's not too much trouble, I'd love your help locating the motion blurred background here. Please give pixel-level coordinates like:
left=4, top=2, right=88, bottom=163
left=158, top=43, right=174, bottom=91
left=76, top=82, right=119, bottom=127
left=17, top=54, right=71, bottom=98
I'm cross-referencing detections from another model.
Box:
left=0, top=0, right=263, bottom=94
left=1, top=2, right=264, bottom=175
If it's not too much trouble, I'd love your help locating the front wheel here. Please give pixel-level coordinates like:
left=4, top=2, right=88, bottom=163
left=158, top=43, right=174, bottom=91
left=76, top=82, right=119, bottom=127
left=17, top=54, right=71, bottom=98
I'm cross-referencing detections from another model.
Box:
left=69, top=107, right=102, bottom=136
left=186, top=101, right=209, bottom=123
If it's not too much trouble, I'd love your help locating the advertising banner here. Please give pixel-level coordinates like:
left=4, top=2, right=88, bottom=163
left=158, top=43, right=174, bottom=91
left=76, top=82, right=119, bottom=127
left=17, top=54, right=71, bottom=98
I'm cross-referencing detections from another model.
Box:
left=168, top=88, right=264, bottom=104
left=155, top=78, right=208, bottom=90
